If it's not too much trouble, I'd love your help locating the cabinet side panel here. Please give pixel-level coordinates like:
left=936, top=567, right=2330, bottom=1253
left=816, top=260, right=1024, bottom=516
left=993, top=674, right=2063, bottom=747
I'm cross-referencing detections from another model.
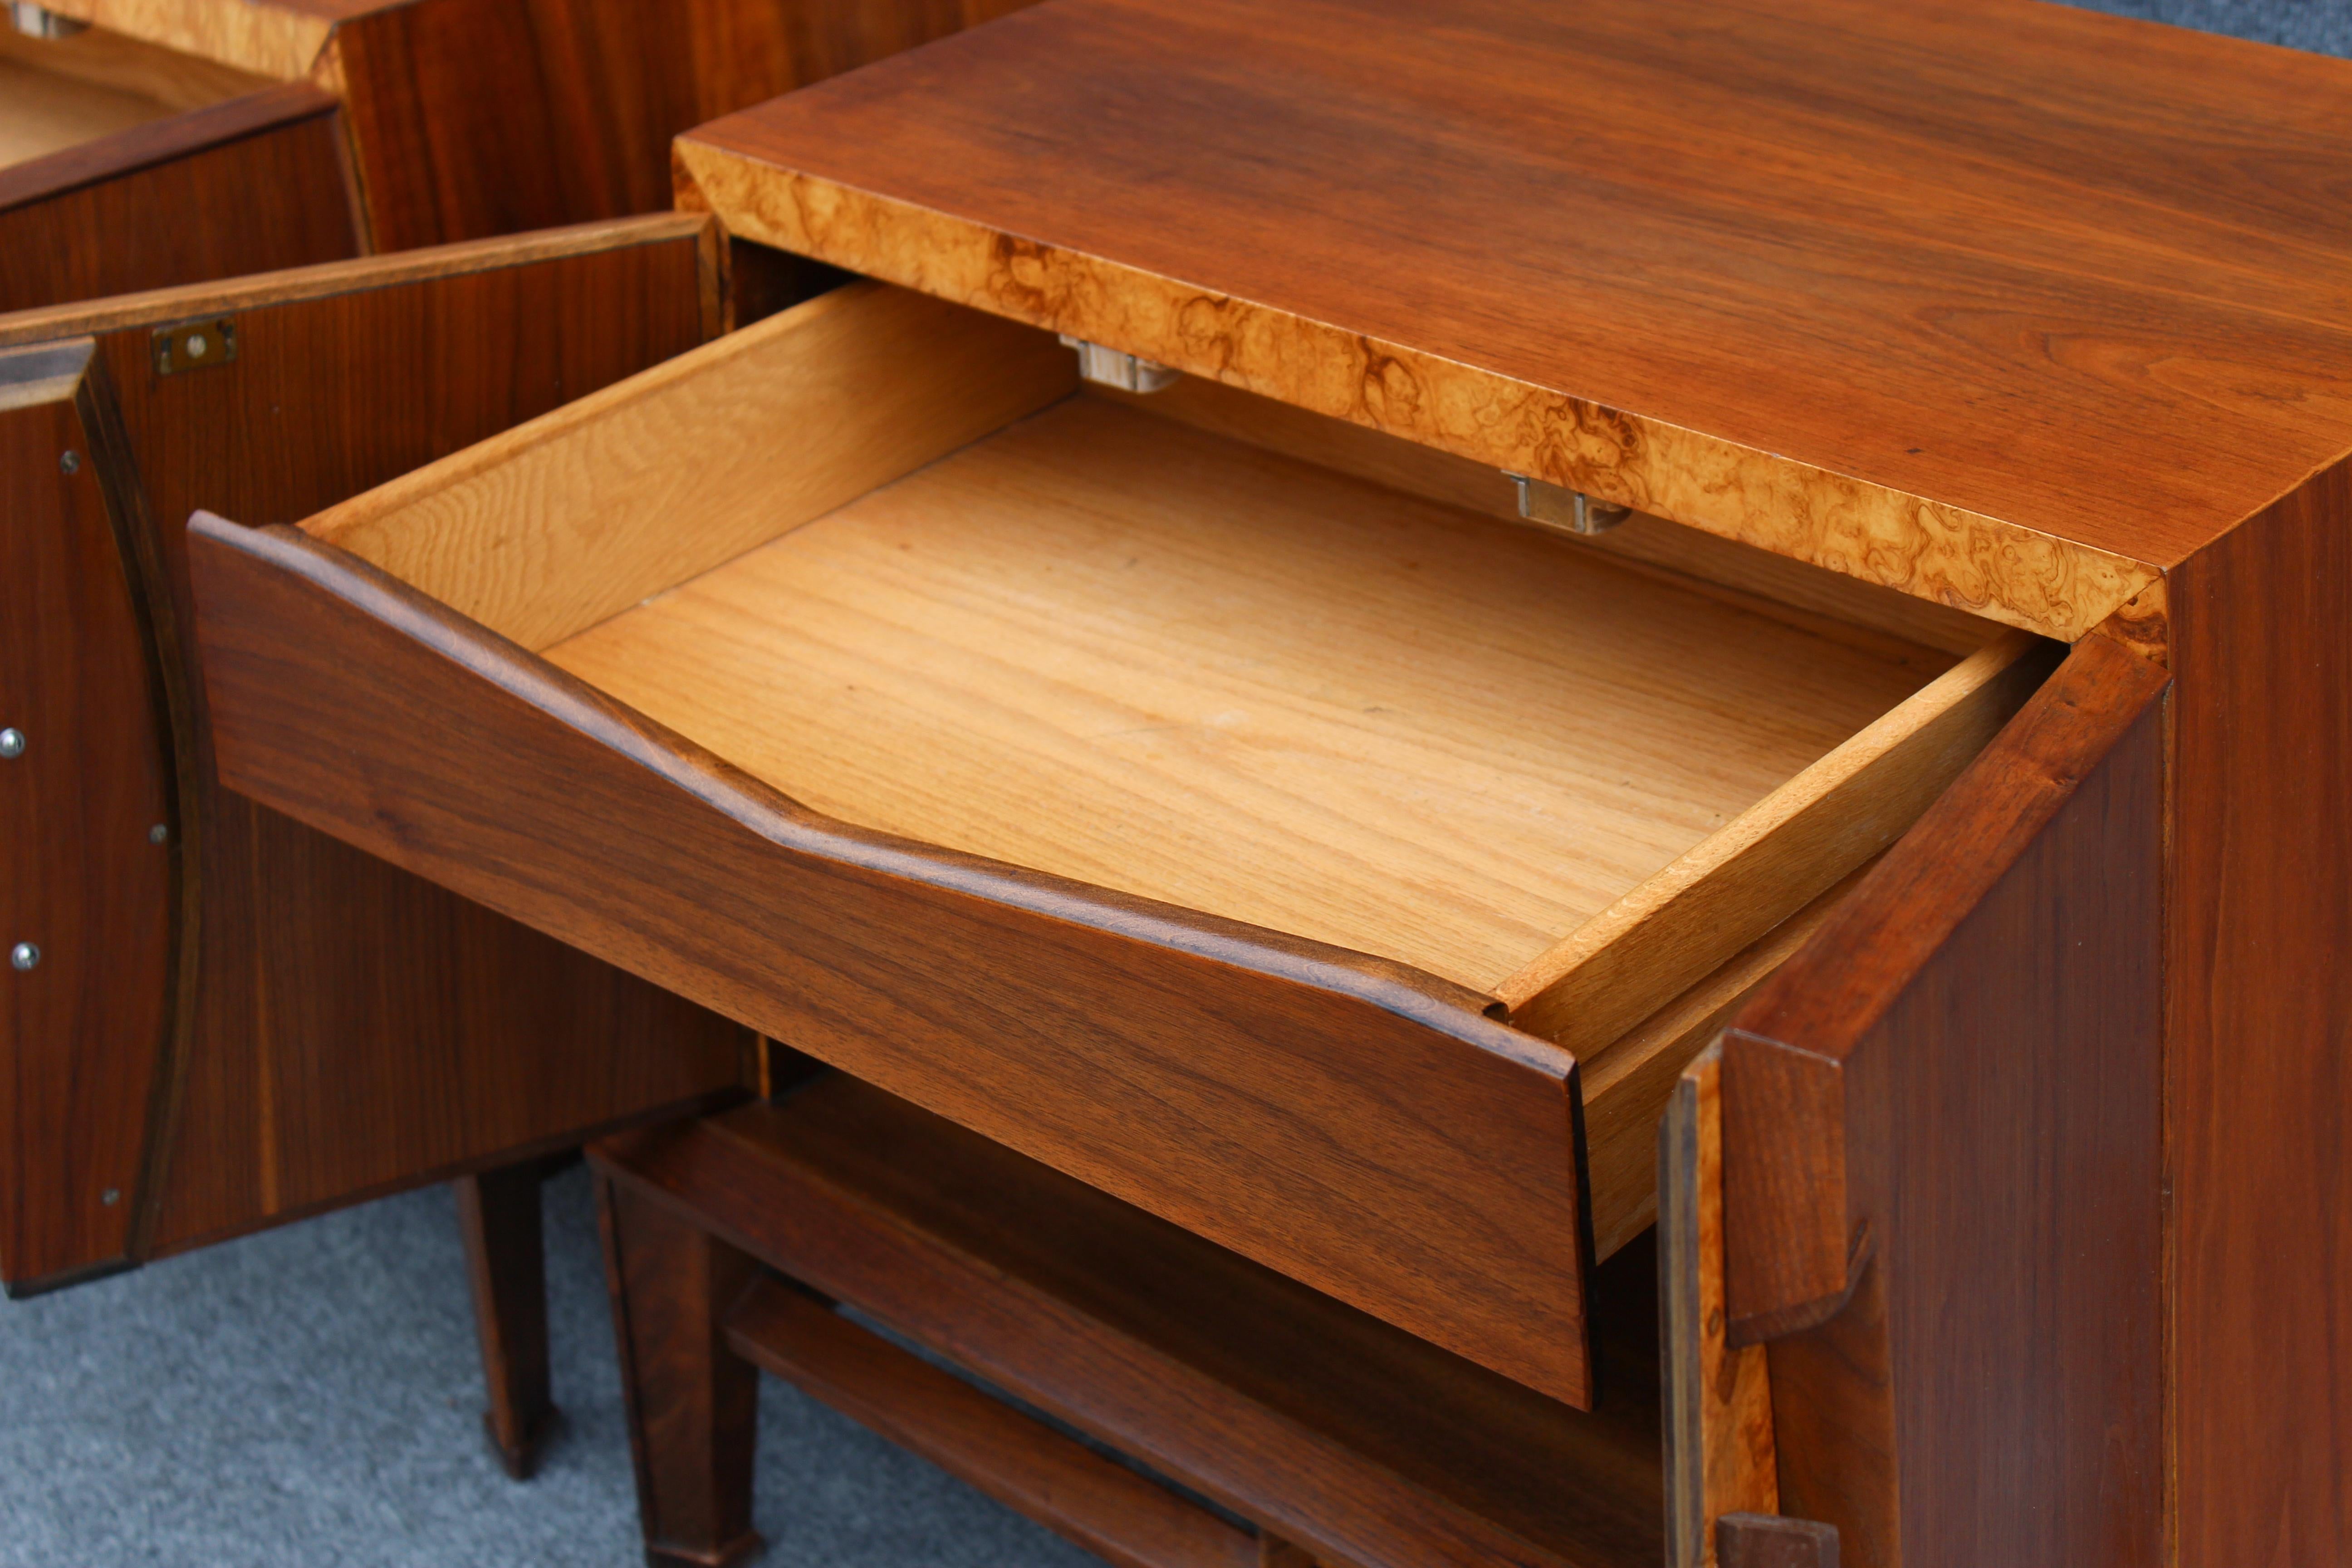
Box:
left=333, top=0, right=1044, bottom=252
left=0, top=97, right=358, bottom=314
left=2169, top=457, right=2352, bottom=1568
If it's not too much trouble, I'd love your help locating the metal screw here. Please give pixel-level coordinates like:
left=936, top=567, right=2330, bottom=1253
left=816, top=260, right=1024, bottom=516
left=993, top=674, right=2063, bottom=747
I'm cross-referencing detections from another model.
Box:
left=10, top=942, right=38, bottom=970
left=58, top=449, right=78, bottom=475
left=100, top=1189, right=120, bottom=1206
left=0, top=728, right=20, bottom=758
left=149, top=823, right=168, bottom=843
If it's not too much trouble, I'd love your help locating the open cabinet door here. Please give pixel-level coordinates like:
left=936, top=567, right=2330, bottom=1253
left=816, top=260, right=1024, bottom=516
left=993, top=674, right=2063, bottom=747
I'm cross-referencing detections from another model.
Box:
left=0, top=79, right=363, bottom=314
left=0, top=214, right=746, bottom=1294
left=1700, top=635, right=2168, bottom=1568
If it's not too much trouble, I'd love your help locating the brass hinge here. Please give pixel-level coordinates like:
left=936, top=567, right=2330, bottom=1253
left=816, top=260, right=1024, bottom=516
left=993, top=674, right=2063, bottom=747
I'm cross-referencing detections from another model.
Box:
left=152, top=319, right=237, bottom=377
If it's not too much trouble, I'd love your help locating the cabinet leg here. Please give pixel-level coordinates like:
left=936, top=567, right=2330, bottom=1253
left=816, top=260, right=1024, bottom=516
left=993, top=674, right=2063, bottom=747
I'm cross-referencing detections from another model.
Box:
left=456, top=1161, right=561, bottom=1480
left=598, top=1172, right=764, bottom=1568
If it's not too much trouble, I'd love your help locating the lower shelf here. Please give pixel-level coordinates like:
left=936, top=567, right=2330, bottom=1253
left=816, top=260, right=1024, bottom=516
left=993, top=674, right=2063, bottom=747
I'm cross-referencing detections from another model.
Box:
left=592, top=1072, right=1664, bottom=1568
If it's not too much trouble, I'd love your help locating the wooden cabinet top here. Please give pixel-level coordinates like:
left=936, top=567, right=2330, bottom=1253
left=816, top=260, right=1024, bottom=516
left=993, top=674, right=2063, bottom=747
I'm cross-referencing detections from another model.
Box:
left=677, top=0, right=2352, bottom=642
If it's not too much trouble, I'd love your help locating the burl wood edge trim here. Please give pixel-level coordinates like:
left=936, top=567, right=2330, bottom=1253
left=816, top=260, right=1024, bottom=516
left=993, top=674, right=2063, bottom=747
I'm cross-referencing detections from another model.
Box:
left=674, top=140, right=2161, bottom=645
left=1713, top=635, right=2169, bottom=1340
left=185, top=513, right=1597, bottom=1407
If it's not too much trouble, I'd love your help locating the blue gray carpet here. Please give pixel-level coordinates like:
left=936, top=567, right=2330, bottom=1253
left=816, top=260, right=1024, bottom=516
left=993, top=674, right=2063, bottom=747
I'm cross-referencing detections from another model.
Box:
left=0, top=1166, right=1105, bottom=1567
left=5, top=4, right=2347, bottom=1563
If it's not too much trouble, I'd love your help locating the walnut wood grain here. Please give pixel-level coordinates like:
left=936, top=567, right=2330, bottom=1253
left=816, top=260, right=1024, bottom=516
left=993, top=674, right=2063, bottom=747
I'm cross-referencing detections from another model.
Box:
left=2166, top=454, right=2352, bottom=1567
left=0, top=83, right=358, bottom=314
left=1719, top=635, right=2166, bottom=1568
left=725, top=1280, right=1259, bottom=1568
left=598, top=1172, right=764, bottom=1568
left=322, top=0, right=1041, bottom=253
left=1720, top=636, right=2166, bottom=1337
left=656, top=0, right=2352, bottom=639
left=0, top=211, right=711, bottom=346
left=456, top=1160, right=559, bottom=1480
left=0, top=223, right=744, bottom=1258
left=593, top=1076, right=1663, bottom=1568
left=1761, top=1260, right=1896, bottom=1568
left=186, top=512, right=1597, bottom=1406
left=1717, top=1514, right=1839, bottom=1568
left=0, top=343, right=176, bottom=1293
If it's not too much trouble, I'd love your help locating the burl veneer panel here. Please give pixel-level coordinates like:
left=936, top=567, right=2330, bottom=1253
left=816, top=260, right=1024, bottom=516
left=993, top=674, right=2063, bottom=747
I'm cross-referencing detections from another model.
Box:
left=681, top=0, right=2352, bottom=639
left=330, top=0, right=1039, bottom=251
left=0, top=85, right=359, bottom=314
left=2168, top=456, right=2352, bottom=1568
left=31, top=228, right=740, bottom=1251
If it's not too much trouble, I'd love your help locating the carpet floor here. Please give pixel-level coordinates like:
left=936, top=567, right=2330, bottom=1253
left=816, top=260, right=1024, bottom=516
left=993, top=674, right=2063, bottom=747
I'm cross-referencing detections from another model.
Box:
left=5, top=3, right=2347, bottom=1563
left=0, top=1166, right=1107, bottom=1568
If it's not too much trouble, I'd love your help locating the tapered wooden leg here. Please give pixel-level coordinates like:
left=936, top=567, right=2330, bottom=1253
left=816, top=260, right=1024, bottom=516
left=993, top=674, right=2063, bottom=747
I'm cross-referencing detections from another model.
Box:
left=456, top=1160, right=561, bottom=1480
left=598, top=1172, right=764, bottom=1568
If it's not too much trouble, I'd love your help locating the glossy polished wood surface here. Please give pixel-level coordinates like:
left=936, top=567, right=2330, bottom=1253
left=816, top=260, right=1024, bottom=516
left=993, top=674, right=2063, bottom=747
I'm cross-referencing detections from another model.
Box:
left=1723, top=637, right=2167, bottom=1568
left=0, top=84, right=359, bottom=314
left=0, top=346, right=175, bottom=1291
left=186, top=510, right=1597, bottom=1404
left=0, top=219, right=744, bottom=1263
left=596, top=1077, right=1664, bottom=1568
left=679, top=0, right=2352, bottom=638
left=2168, top=454, right=2352, bottom=1568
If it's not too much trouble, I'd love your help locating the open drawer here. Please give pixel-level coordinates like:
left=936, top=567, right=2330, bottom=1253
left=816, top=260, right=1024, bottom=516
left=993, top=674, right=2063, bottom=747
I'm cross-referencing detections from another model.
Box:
left=185, top=281, right=2042, bottom=1408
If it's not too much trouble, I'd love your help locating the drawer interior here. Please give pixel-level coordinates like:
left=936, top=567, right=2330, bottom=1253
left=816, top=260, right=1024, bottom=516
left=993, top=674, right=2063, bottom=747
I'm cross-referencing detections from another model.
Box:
left=0, top=21, right=271, bottom=169
left=542, top=392, right=1931, bottom=995
left=305, top=280, right=2035, bottom=1262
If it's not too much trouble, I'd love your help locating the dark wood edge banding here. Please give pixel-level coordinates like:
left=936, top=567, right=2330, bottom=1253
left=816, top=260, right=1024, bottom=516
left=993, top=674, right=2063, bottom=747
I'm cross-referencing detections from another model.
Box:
left=0, top=81, right=338, bottom=211
left=0, top=212, right=715, bottom=347
left=69, top=351, right=202, bottom=1267
left=1715, top=635, right=2169, bottom=1340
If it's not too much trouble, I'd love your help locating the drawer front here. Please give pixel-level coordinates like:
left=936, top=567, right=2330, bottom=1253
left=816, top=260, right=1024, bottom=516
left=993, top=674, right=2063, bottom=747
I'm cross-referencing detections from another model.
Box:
left=187, top=514, right=1599, bottom=1408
